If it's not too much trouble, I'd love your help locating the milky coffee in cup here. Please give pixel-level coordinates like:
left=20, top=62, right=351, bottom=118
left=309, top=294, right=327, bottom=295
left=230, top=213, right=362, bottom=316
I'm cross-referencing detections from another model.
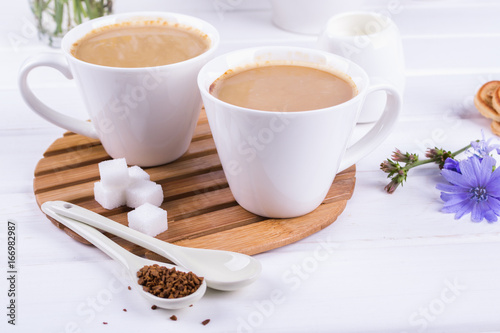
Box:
left=209, top=64, right=357, bottom=112
left=71, top=20, right=210, bottom=68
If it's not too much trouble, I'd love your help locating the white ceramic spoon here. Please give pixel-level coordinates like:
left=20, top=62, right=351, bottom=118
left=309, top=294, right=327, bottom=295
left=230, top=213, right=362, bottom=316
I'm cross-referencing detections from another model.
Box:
left=42, top=200, right=262, bottom=291
left=41, top=202, right=207, bottom=309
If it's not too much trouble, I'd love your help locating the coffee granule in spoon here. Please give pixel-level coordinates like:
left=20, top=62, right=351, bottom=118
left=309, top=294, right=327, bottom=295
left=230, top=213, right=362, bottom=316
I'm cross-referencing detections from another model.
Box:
left=137, top=264, right=204, bottom=299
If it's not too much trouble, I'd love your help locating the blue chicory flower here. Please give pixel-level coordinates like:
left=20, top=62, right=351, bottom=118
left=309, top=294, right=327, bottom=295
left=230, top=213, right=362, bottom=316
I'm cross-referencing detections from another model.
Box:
left=470, top=130, right=500, bottom=158
left=442, top=157, right=461, bottom=173
left=436, top=155, right=500, bottom=222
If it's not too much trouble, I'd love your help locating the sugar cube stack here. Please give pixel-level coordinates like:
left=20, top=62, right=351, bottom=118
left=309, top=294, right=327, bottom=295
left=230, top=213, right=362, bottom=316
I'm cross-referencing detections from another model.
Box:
left=94, top=158, right=162, bottom=210
left=126, top=180, right=164, bottom=208
left=94, top=158, right=129, bottom=209
left=128, top=203, right=168, bottom=237
left=94, top=158, right=168, bottom=237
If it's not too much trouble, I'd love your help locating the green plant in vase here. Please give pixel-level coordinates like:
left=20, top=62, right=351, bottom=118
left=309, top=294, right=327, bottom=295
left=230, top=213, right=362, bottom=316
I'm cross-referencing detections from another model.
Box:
left=30, top=0, right=113, bottom=47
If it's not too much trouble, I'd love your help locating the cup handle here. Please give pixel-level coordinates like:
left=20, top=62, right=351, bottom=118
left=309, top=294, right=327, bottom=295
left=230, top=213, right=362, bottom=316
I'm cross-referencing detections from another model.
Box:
left=18, top=53, right=99, bottom=139
left=338, top=83, right=402, bottom=172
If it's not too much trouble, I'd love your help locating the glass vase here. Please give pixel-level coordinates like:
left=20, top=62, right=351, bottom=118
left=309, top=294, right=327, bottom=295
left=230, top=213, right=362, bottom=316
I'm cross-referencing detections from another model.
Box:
left=29, top=0, right=113, bottom=47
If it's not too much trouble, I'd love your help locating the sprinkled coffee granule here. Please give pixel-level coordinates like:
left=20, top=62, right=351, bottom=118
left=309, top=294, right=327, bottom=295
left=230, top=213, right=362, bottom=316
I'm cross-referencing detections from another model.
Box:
left=189, top=304, right=193, bottom=307
left=128, top=286, right=131, bottom=290
left=123, top=309, right=127, bottom=312
left=103, top=322, right=108, bottom=325
left=202, top=319, right=210, bottom=326
left=151, top=305, right=157, bottom=310
left=137, top=264, right=204, bottom=299
left=170, top=315, right=177, bottom=321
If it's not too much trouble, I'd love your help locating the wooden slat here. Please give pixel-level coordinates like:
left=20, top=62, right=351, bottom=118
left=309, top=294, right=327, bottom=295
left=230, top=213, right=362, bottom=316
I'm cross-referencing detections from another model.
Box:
left=146, top=153, right=222, bottom=183
left=192, top=122, right=212, bottom=141
left=197, top=109, right=208, bottom=124
left=35, top=136, right=217, bottom=178
left=168, top=202, right=347, bottom=256
left=162, top=169, right=227, bottom=201
left=44, top=135, right=101, bottom=157
left=162, top=205, right=263, bottom=243
left=175, top=137, right=216, bottom=161
left=35, top=144, right=109, bottom=177
left=34, top=148, right=222, bottom=195
left=34, top=163, right=99, bottom=194
left=34, top=109, right=356, bottom=256
left=323, top=178, right=356, bottom=203
left=72, top=186, right=237, bottom=225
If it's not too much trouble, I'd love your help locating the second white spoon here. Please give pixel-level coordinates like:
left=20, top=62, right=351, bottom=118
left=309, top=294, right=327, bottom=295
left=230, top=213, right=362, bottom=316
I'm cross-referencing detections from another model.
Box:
left=41, top=202, right=206, bottom=309
left=43, top=200, right=262, bottom=291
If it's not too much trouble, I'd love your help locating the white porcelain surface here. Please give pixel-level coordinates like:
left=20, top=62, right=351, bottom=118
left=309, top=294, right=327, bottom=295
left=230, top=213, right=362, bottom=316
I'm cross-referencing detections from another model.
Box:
left=41, top=201, right=207, bottom=309
left=18, top=12, right=220, bottom=166
left=198, top=46, right=401, bottom=218
left=46, top=200, right=262, bottom=291
left=318, top=11, right=405, bottom=123
left=270, top=0, right=364, bottom=35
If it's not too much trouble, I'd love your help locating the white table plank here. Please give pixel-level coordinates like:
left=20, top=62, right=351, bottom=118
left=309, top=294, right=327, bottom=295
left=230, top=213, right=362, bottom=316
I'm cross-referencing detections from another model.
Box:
left=2, top=0, right=500, bottom=332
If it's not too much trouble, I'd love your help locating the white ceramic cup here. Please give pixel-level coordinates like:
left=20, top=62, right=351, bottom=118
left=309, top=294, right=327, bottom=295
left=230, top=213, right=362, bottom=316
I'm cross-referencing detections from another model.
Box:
left=198, top=46, right=402, bottom=218
left=318, top=11, right=405, bottom=123
left=270, top=0, right=364, bottom=35
left=18, top=12, right=219, bottom=166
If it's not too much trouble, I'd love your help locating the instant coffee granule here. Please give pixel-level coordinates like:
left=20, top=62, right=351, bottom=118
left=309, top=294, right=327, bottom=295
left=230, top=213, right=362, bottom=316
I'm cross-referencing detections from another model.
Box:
left=137, top=264, right=204, bottom=298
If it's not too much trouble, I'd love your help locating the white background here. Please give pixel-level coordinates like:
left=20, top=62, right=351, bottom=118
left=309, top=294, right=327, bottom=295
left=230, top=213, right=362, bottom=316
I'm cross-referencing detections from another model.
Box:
left=1, top=0, right=500, bottom=332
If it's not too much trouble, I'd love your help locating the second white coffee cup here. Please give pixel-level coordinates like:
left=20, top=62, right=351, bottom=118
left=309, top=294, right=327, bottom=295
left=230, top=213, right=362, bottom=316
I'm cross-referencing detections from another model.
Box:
left=198, top=46, right=402, bottom=218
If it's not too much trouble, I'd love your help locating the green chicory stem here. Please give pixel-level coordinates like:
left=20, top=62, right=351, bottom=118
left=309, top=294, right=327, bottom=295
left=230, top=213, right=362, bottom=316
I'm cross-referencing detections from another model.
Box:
left=381, top=144, right=472, bottom=194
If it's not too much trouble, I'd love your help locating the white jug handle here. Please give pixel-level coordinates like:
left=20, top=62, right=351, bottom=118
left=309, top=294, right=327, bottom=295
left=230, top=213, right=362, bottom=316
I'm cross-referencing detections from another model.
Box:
left=338, top=83, right=402, bottom=172
left=18, top=53, right=99, bottom=139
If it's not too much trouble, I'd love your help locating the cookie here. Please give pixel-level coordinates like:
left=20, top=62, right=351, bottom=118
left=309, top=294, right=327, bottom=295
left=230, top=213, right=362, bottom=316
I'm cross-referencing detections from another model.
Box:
left=474, top=81, right=500, bottom=121
left=492, top=84, right=500, bottom=114
left=491, top=120, right=500, bottom=136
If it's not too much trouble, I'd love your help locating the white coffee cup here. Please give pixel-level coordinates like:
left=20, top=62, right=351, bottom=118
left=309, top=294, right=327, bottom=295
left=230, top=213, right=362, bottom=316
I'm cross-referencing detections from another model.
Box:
left=318, top=11, right=405, bottom=123
left=18, top=12, right=219, bottom=167
left=198, top=46, right=402, bottom=218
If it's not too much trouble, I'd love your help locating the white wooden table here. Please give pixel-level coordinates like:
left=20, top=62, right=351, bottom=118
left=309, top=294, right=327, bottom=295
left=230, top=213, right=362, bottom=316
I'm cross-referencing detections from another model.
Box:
left=2, top=1, right=500, bottom=332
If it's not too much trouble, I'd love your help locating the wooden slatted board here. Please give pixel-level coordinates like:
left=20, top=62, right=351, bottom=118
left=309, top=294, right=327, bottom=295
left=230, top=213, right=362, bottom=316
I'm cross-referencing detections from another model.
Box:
left=33, top=109, right=356, bottom=258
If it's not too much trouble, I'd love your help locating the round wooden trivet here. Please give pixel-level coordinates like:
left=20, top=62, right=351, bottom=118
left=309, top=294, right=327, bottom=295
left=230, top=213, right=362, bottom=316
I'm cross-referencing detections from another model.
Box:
left=33, top=109, right=356, bottom=258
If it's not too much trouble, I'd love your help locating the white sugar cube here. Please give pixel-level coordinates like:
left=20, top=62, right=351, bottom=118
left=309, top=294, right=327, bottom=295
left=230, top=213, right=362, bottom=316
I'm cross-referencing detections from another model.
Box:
left=128, top=165, right=150, bottom=184
left=98, top=158, right=129, bottom=188
left=94, top=181, right=126, bottom=210
left=126, top=180, right=164, bottom=208
left=128, top=203, right=168, bottom=237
